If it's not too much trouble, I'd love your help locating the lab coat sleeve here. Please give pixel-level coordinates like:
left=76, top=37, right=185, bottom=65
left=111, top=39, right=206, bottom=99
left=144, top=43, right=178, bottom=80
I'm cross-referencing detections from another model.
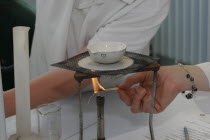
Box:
left=197, top=62, right=210, bottom=88
left=88, top=0, right=170, bottom=55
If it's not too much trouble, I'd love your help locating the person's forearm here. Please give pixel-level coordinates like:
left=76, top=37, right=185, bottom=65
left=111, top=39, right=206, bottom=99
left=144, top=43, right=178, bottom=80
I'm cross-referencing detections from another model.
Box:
left=181, top=65, right=210, bottom=91
left=4, top=68, right=90, bottom=117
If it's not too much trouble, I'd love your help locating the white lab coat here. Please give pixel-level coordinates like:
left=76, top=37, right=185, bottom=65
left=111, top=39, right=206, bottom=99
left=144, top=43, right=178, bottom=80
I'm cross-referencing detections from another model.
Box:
left=30, top=0, right=170, bottom=79
left=198, top=62, right=210, bottom=87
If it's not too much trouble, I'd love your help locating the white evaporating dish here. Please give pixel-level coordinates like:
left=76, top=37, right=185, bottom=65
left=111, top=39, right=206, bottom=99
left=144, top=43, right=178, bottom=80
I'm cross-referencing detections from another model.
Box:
left=87, top=41, right=127, bottom=64
left=78, top=56, right=134, bottom=71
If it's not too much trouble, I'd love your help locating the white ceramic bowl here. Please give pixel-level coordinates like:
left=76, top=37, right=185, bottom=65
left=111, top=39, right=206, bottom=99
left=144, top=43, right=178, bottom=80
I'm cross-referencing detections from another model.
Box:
left=87, top=42, right=127, bottom=64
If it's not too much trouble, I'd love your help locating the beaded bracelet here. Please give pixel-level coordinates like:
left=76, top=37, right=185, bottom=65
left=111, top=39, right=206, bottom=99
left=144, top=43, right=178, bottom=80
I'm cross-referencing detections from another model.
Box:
left=178, top=63, right=198, bottom=99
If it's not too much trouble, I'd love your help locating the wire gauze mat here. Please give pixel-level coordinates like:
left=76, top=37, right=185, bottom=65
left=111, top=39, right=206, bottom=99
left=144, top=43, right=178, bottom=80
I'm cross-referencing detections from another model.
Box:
left=52, top=51, right=158, bottom=77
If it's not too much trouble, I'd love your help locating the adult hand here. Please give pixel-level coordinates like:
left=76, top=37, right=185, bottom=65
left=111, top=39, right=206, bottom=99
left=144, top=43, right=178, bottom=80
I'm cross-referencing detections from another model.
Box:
left=117, top=65, right=209, bottom=113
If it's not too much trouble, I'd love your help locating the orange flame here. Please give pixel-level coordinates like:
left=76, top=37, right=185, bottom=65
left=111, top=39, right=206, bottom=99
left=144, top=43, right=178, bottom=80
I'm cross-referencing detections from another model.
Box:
left=91, top=78, right=105, bottom=94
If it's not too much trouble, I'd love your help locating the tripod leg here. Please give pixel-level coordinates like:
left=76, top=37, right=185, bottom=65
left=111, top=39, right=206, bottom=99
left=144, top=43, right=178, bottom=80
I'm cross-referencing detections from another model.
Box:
left=78, top=82, right=83, bottom=140
left=149, top=70, right=158, bottom=140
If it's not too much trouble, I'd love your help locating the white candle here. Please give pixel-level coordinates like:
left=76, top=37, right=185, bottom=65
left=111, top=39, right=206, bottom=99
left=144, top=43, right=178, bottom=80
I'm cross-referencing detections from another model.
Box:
left=0, top=64, right=7, bottom=140
left=13, top=26, right=31, bottom=136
